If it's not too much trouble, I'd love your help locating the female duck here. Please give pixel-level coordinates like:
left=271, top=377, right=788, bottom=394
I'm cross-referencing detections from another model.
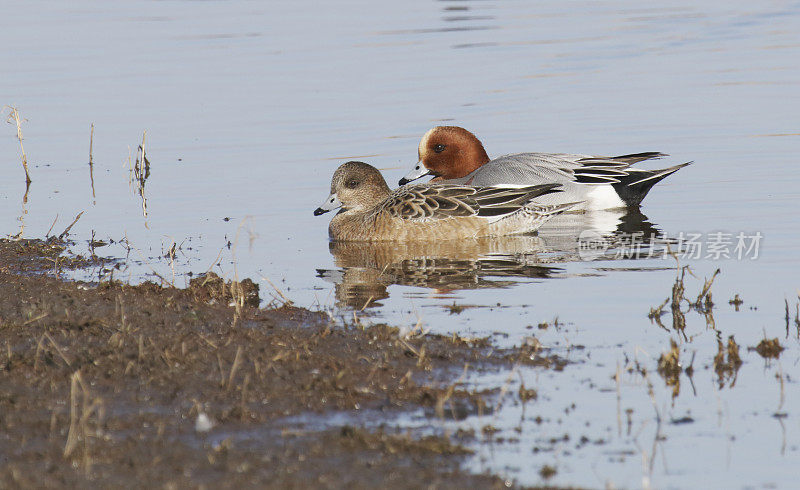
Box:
left=314, top=161, right=577, bottom=241
left=399, top=126, right=690, bottom=209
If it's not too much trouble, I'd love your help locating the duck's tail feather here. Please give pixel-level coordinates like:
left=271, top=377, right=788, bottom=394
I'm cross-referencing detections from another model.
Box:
left=609, top=151, right=668, bottom=165
left=572, top=152, right=668, bottom=184
left=573, top=166, right=630, bottom=184
left=612, top=162, right=691, bottom=206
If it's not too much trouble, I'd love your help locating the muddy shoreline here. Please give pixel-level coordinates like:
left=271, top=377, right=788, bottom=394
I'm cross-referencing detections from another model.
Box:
left=0, top=238, right=569, bottom=488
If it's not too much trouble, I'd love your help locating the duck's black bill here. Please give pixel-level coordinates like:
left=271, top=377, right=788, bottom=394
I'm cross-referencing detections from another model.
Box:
left=313, top=207, right=329, bottom=216
left=398, top=177, right=411, bottom=185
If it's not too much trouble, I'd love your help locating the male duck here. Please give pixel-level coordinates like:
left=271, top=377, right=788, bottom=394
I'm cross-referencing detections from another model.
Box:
left=399, top=126, right=690, bottom=210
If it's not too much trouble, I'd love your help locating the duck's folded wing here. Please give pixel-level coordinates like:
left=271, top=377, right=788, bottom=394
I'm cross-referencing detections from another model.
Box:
left=382, top=184, right=562, bottom=220
left=381, top=185, right=479, bottom=220
left=465, top=153, right=634, bottom=186
left=471, top=184, right=561, bottom=217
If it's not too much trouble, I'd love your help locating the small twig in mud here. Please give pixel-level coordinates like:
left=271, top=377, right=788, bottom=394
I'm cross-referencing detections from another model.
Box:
left=45, top=214, right=59, bottom=239
left=44, top=332, right=72, bottom=367
left=240, top=373, right=251, bottom=421
left=692, top=269, right=720, bottom=310
left=134, top=131, right=149, bottom=184
left=88, top=123, right=96, bottom=199
left=115, top=295, right=129, bottom=333
left=648, top=297, right=670, bottom=327
left=163, top=240, right=177, bottom=285
left=517, top=370, right=537, bottom=403
left=776, top=362, right=785, bottom=413
left=5, top=106, right=32, bottom=184
left=88, top=123, right=94, bottom=165
left=399, top=338, right=419, bottom=358
left=257, top=272, right=293, bottom=306
left=671, top=266, right=688, bottom=309
left=203, top=247, right=225, bottom=278
left=23, top=312, right=49, bottom=326
left=435, top=363, right=470, bottom=420
left=132, top=131, right=150, bottom=220
left=137, top=334, right=144, bottom=362
left=33, top=333, right=71, bottom=371
left=656, top=339, right=681, bottom=400
left=402, top=317, right=427, bottom=340
left=649, top=262, right=724, bottom=339
left=226, top=346, right=244, bottom=390
left=10, top=204, right=28, bottom=240
left=58, top=211, right=85, bottom=240
left=63, top=370, right=105, bottom=474
left=713, top=336, right=742, bottom=389
left=228, top=218, right=254, bottom=326
left=415, top=345, right=427, bottom=367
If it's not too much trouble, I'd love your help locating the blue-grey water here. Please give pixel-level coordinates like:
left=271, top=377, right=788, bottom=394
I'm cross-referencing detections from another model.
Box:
left=2, top=1, right=799, bottom=487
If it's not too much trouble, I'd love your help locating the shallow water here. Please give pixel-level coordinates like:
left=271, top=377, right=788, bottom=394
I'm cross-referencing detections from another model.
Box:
left=2, top=0, right=800, bottom=487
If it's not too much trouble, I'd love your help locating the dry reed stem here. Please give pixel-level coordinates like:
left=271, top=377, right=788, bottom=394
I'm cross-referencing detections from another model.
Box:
left=434, top=363, right=470, bottom=421
left=240, top=373, right=251, bottom=421
left=695, top=269, right=720, bottom=304
left=164, top=239, right=177, bottom=285
left=257, top=272, right=292, bottom=306
left=227, top=346, right=244, bottom=389
left=229, top=217, right=256, bottom=325
left=45, top=214, right=59, bottom=238
left=132, top=131, right=150, bottom=220
left=22, top=312, right=49, bottom=326
left=4, top=107, right=32, bottom=239
left=63, top=370, right=105, bottom=473
left=88, top=123, right=94, bottom=165
left=58, top=211, right=84, bottom=240
left=4, top=106, right=32, bottom=184
left=43, top=332, right=72, bottom=366
left=88, top=123, right=96, bottom=199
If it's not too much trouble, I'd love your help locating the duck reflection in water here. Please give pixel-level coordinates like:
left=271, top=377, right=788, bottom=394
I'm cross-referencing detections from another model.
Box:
left=536, top=207, right=661, bottom=252
left=317, top=206, right=666, bottom=310
left=317, top=235, right=560, bottom=309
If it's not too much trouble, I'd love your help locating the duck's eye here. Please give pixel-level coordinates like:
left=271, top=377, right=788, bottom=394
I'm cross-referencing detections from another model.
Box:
left=345, top=179, right=360, bottom=189
left=433, top=144, right=446, bottom=153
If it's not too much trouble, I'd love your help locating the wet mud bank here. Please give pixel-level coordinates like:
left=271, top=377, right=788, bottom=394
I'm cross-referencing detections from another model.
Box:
left=0, top=239, right=565, bottom=488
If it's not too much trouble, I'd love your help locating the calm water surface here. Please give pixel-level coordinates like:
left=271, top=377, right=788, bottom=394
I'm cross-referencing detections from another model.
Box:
left=2, top=1, right=800, bottom=487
